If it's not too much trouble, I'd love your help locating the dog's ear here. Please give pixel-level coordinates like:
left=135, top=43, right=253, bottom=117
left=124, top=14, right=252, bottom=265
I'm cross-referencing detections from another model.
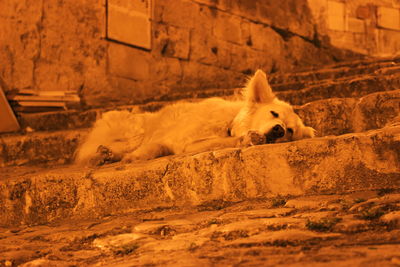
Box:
left=244, top=69, right=275, bottom=104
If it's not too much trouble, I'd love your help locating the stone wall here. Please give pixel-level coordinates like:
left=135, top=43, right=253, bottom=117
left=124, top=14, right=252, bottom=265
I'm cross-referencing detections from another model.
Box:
left=308, top=0, right=400, bottom=57
left=0, top=0, right=357, bottom=108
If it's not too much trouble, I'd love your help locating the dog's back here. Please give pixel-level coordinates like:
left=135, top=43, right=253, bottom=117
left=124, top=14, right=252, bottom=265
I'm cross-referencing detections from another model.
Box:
left=76, top=70, right=315, bottom=165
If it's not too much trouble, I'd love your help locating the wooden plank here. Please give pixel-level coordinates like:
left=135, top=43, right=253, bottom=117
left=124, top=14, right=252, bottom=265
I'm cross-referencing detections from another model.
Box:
left=0, top=77, right=20, bottom=133
left=10, top=95, right=80, bottom=102
left=18, top=101, right=67, bottom=107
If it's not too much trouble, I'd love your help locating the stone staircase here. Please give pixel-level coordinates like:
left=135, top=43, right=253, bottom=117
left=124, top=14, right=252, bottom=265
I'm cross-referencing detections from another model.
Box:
left=1, top=57, right=400, bottom=227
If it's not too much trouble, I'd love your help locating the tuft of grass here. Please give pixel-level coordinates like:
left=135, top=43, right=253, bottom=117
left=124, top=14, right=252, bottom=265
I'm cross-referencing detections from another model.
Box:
left=353, top=198, right=366, bottom=204
left=223, top=230, right=249, bottom=241
left=188, top=242, right=198, bottom=252
left=377, top=188, right=395, bottom=196
left=197, top=199, right=234, bottom=211
left=112, top=242, right=139, bottom=255
left=357, top=207, right=384, bottom=220
left=271, top=195, right=286, bottom=207
left=207, top=218, right=222, bottom=225
left=306, top=217, right=341, bottom=232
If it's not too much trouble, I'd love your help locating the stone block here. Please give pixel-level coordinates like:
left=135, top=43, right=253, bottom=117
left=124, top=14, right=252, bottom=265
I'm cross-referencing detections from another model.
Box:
left=190, top=28, right=232, bottom=69
left=377, top=7, right=400, bottom=31
left=257, top=0, right=315, bottom=40
left=192, top=0, right=231, bottom=11
left=347, top=17, right=365, bottom=33
left=230, top=0, right=258, bottom=18
left=155, top=25, right=190, bottom=60
left=108, top=76, right=151, bottom=103
left=107, top=0, right=151, bottom=49
left=152, top=57, right=183, bottom=91
left=180, top=61, right=240, bottom=90
left=327, top=1, right=345, bottom=31
left=108, top=43, right=150, bottom=81
left=377, top=29, right=400, bottom=56
left=229, top=45, right=250, bottom=72
left=190, top=29, right=218, bottom=65
left=161, top=0, right=198, bottom=28
left=356, top=5, right=373, bottom=20
left=213, top=12, right=242, bottom=44
left=241, top=20, right=251, bottom=46
left=250, top=24, right=283, bottom=52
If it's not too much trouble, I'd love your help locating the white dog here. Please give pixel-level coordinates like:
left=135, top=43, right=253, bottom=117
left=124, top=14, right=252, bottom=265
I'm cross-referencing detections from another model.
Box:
left=76, top=70, right=315, bottom=165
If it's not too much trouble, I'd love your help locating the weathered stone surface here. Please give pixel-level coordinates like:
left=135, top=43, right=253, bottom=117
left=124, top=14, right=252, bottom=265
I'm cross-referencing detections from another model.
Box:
left=213, top=12, right=242, bottom=45
left=269, top=59, right=399, bottom=86
left=108, top=43, right=150, bottom=81
left=107, top=0, right=151, bottom=49
left=2, top=190, right=400, bottom=266
left=296, top=98, right=358, bottom=137
left=18, top=110, right=99, bottom=132
left=1, top=125, right=399, bottom=226
left=297, top=89, right=400, bottom=136
left=284, top=195, right=340, bottom=210
left=228, top=229, right=340, bottom=246
left=0, top=130, right=85, bottom=167
left=278, top=73, right=400, bottom=105
left=154, top=25, right=190, bottom=60
left=380, top=211, right=400, bottom=227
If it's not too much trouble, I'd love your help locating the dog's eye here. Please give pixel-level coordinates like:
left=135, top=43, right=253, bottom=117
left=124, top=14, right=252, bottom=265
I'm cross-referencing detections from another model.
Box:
left=270, top=111, right=279, bottom=118
left=287, top=128, right=294, bottom=134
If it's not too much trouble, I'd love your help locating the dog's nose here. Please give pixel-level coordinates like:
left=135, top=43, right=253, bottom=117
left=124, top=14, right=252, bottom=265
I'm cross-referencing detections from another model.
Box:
left=265, top=124, right=285, bottom=143
left=271, top=124, right=285, bottom=138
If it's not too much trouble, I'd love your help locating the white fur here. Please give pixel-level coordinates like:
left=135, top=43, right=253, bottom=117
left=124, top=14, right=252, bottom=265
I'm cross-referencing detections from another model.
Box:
left=76, top=70, right=315, bottom=164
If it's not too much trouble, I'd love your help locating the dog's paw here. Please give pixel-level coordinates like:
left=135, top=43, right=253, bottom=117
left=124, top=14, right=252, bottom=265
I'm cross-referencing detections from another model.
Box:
left=89, top=145, right=122, bottom=166
left=240, top=131, right=266, bottom=146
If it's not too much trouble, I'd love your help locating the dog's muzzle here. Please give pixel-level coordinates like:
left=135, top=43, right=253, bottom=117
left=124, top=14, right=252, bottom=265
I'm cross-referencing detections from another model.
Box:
left=265, top=124, right=285, bottom=143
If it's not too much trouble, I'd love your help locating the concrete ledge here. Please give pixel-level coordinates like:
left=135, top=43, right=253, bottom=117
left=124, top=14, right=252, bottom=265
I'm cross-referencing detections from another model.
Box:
left=1, top=126, right=399, bottom=226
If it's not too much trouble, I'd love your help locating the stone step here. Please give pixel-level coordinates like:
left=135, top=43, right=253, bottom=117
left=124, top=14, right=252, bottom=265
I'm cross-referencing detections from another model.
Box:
left=2, top=89, right=399, bottom=168
left=296, top=89, right=400, bottom=137
left=270, top=60, right=400, bottom=88
left=271, top=65, right=400, bottom=93
left=0, top=130, right=86, bottom=167
left=277, top=72, right=400, bottom=105
left=2, top=190, right=400, bottom=266
left=270, top=56, right=400, bottom=84
left=1, top=125, right=399, bottom=226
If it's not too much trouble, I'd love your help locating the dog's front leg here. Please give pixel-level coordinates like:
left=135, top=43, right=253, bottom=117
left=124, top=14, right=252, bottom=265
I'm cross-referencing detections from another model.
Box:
left=123, top=143, right=174, bottom=162
left=239, top=131, right=266, bottom=147
left=184, top=132, right=266, bottom=154
left=183, top=137, right=242, bottom=154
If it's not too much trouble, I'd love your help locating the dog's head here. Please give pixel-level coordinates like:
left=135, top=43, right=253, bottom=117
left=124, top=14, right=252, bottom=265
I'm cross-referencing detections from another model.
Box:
left=231, top=69, right=315, bottom=143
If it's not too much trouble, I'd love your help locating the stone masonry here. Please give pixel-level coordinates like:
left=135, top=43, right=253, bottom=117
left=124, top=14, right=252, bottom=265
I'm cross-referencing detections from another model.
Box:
left=0, top=0, right=360, bottom=108
left=308, top=0, right=400, bottom=57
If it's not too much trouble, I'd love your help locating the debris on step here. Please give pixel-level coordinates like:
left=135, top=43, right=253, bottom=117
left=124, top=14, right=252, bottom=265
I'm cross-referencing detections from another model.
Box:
left=6, top=89, right=81, bottom=113
left=0, top=77, right=20, bottom=133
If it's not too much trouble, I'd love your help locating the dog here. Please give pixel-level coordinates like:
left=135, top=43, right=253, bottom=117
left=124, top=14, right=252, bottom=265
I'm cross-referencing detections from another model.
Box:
left=76, top=70, right=315, bottom=165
